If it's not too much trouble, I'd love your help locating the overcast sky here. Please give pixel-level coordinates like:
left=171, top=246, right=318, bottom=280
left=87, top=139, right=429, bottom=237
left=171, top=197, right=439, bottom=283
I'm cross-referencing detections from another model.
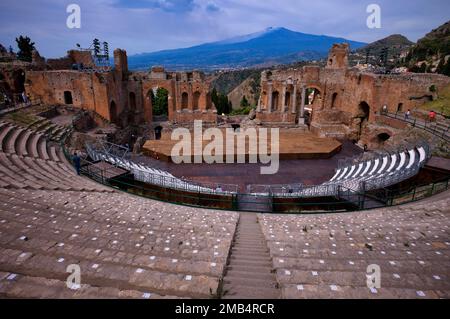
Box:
left=0, top=0, right=449, bottom=58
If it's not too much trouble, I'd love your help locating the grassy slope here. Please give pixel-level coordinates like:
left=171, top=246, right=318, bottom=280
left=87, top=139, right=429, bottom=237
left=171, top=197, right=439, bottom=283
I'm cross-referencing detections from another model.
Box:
left=419, top=84, right=450, bottom=116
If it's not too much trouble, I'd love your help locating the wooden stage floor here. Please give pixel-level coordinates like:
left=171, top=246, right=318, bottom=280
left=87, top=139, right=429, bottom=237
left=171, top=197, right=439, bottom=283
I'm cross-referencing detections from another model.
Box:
left=143, top=130, right=342, bottom=162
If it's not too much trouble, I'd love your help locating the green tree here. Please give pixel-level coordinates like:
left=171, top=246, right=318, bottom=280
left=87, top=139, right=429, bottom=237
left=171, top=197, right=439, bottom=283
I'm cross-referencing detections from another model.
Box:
left=15, top=36, right=35, bottom=62
left=240, top=95, right=250, bottom=108
left=153, top=87, right=169, bottom=116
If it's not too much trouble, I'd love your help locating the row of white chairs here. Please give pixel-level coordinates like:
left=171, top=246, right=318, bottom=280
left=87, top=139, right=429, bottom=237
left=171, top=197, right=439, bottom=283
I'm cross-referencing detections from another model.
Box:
left=86, top=146, right=236, bottom=195
left=273, top=145, right=429, bottom=198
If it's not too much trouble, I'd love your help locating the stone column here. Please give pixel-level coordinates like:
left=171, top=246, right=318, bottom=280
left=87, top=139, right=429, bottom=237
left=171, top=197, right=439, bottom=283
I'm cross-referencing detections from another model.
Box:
left=281, top=82, right=287, bottom=112
left=292, top=81, right=297, bottom=114
left=267, top=82, right=273, bottom=113
left=300, top=85, right=306, bottom=118
left=188, top=84, right=193, bottom=111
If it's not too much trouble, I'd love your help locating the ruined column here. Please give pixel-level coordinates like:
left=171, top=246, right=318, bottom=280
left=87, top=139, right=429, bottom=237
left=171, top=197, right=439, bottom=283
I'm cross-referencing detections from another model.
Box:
left=281, top=82, right=287, bottom=112
left=300, top=85, right=306, bottom=118
left=292, top=81, right=297, bottom=114
left=267, top=82, right=273, bottom=113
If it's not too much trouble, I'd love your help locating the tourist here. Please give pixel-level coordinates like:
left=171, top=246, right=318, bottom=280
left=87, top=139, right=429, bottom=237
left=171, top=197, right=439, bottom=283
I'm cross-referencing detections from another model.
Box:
left=429, top=110, right=436, bottom=122
left=405, top=109, right=411, bottom=120
left=382, top=105, right=387, bottom=114
left=21, top=92, right=28, bottom=104
left=72, top=152, right=81, bottom=175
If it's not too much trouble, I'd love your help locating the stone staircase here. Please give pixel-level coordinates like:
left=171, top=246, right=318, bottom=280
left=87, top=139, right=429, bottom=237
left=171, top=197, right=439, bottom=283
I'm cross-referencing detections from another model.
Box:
left=222, top=213, right=280, bottom=299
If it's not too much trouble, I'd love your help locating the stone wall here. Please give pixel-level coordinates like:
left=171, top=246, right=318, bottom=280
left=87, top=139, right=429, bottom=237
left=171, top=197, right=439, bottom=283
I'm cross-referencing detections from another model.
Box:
left=257, top=43, right=450, bottom=145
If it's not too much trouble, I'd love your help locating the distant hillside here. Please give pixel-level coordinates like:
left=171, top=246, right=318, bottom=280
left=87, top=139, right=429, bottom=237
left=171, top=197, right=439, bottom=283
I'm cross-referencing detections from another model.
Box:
left=403, top=20, right=450, bottom=75
left=347, top=34, right=414, bottom=67
left=210, top=69, right=262, bottom=95
left=357, top=34, right=413, bottom=57
left=128, top=27, right=366, bottom=71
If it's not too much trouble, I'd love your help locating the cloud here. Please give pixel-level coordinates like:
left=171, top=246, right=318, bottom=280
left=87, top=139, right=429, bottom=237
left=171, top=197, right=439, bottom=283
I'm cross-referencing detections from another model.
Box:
left=113, top=0, right=196, bottom=12
left=205, top=1, right=221, bottom=12
left=0, top=0, right=449, bottom=58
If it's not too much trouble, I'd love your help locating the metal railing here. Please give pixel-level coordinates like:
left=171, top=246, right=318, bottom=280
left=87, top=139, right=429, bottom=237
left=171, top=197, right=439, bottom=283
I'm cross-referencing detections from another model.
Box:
left=382, top=111, right=450, bottom=142
left=55, top=128, right=449, bottom=213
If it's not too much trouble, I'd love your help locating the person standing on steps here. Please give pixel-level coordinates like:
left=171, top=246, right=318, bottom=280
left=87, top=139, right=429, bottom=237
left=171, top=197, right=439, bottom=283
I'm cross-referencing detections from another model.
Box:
left=72, top=152, right=81, bottom=175
left=405, top=109, right=411, bottom=120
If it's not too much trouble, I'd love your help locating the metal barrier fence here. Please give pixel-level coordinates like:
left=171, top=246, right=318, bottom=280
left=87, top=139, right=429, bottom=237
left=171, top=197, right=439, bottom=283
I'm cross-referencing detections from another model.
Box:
left=382, top=111, right=450, bottom=142
left=57, top=130, right=450, bottom=213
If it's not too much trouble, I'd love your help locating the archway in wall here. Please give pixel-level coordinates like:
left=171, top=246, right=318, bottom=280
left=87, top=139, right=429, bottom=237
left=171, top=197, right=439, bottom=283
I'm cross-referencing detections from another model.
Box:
left=397, top=103, right=403, bottom=113
left=64, top=91, right=73, bottom=104
left=154, top=126, right=163, bottom=140
left=181, top=92, right=189, bottom=109
left=285, top=92, right=291, bottom=109
left=110, top=100, right=118, bottom=125
left=193, top=91, right=201, bottom=110
left=356, top=101, right=370, bottom=140
left=377, top=132, right=391, bottom=143
left=205, top=92, right=212, bottom=110
left=331, top=92, right=338, bottom=109
left=129, top=92, right=136, bottom=111
left=153, top=87, right=169, bottom=117
left=13, top=69, right=25, bottom=93
left=272, top=91, right=279, bottom=111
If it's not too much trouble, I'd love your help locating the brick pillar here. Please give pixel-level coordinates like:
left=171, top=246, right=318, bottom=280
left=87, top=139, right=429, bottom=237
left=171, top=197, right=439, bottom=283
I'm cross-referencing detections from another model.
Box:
left=300, top=86, right=306, bottom=118
left=292, top=81, right=297, bottom=114
left=267, top=82, right=273, bottom=113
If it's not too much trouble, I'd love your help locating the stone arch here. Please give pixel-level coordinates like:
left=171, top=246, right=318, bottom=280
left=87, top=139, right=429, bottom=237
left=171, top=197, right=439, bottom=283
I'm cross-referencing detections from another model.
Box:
left=193, top=91, right=201, bottom=110
left=129, top=92, right=136, bottom=111
left=152, top=87, right=169, bottom=116
left=64, top=91, right=73, bottom=104
left=272, top=91, right=279, bottom=111
left=331, top=92, right=338, bottom=109
left=110, top=100, right=118, bottom=124
left=154, top=125, right=163, bottom=140
left=181, top=92, right=189, bottom=109
left=285, top=91, right=291, bottom=109
left=356, top=101, right=370, bottom=140
left=377, top=132, right=391, bottom=143
left=397, top=102, right=403, bottom=113
left=12, top=69, right=25, bottom=94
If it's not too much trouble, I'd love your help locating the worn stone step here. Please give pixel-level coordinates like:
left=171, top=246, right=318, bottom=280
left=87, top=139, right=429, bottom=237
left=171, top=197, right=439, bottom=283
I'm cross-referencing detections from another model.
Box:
left=222, top=285, right=280, bottom=299
left=225, top=270, right=275, bottom=281
left=223, top=277, right=277, bottom=289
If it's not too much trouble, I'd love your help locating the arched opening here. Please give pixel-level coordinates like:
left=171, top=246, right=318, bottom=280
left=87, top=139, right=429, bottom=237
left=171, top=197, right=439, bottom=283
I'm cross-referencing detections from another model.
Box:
left=356, top=101, right=370, bottom=140
left=377, top=133, right=391, bottom=143
left=13, top=69, right=25, bottom=94
left=110, top=100, right=118, bottom=124
left=193, top=91, right=201, bottom=110
left=397, top=103, right=403, bottom=113
left=331, top=92, right=338, bottom=109
left=205, top=92, right=212, bottom=110
left=154, top=126, right=163, bottom=140
left=64, top=91, right=73, bottom=105
left=153, top=87, right=169, bottom=116
left=272, top=91, right=279, bottom=111
left=181, top=92, right=189, bottom=109
left=129, top=92, right=136, bottom=111
left=305, top=88, right=321, bottom=106
left=285, top=91, right=291, bottom=109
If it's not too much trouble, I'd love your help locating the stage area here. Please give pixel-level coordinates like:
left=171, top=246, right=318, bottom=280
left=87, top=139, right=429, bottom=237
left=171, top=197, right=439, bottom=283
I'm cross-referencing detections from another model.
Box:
left=142, top=129, right=342, bottom=162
